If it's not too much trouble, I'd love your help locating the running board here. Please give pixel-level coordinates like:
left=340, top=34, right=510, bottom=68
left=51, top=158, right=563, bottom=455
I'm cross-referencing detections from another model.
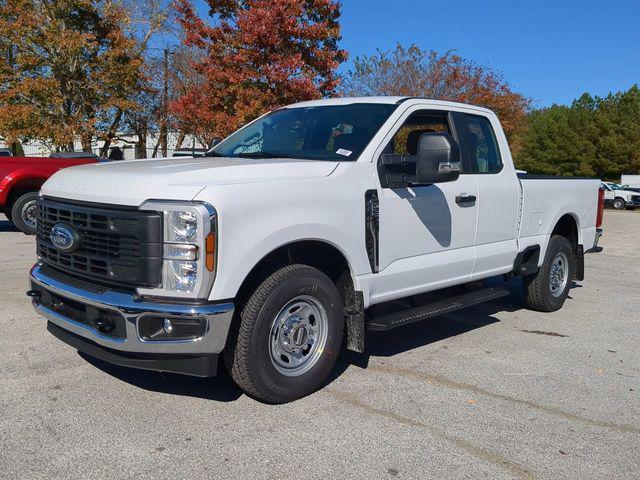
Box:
left=366, top=286, right=510, bottom=332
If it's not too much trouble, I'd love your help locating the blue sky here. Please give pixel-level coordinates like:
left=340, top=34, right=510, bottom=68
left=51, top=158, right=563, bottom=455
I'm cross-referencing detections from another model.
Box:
left=191, top=0, right=640, bottom=108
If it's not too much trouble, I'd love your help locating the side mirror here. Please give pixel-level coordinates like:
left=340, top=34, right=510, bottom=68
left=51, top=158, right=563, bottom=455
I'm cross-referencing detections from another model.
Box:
left=415, top=132, right=461, bottom=184
left=209, top=137, right=222, bottom=149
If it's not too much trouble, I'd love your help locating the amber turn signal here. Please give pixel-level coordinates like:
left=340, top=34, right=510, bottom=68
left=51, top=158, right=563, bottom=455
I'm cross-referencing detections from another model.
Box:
left=205, top=233, right=216, bottom=271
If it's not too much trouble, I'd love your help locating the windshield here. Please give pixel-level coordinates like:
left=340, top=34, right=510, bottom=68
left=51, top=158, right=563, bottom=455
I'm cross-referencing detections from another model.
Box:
left=209, top=103, right=397, bottom=161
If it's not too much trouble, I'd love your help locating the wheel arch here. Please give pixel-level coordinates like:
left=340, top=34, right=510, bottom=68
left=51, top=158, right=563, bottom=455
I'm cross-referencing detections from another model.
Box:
left=229, top=239, right=364, bottom=353
left=233, top=239, right=357, bottom=304
left=3, top=176, right=47, bottom=207
left=551, top=213, right=581, bottom=250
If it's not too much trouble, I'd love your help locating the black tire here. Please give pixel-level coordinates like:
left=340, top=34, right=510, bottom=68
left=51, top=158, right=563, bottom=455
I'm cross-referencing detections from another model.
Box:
left=523, top=235, right=575, bottom=312
left=224, top=264, right=344, bottom=403
left=10, top=191, right=39, bottom=235
left=612, top=197, right=625, bottom=210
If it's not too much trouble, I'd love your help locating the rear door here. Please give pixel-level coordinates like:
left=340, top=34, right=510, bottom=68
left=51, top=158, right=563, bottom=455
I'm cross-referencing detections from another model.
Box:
left=371, top=106, right=479, bottom=304
left=451, top=112, right=520, bottom=280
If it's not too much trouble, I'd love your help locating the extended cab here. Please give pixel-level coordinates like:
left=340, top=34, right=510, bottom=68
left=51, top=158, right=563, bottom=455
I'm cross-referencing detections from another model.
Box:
left=27, top=98, right=604, bottom=403
left=1, top=155, right=97, bottom=234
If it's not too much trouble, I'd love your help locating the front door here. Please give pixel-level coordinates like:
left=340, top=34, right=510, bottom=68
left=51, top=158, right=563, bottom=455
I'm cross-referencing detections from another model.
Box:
left=371, top=107, right=479, bottom=305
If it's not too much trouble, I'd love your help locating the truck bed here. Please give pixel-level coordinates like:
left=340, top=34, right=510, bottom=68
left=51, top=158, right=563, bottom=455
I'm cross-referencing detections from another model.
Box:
left=518, top=175, right=600, bottom=256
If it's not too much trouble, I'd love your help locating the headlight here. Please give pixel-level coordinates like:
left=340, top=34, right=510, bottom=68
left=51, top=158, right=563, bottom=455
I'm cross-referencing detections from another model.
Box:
left=137, top=201, right=217, bottom=299
left=163, top=260, right=198, bottom=292
left=165, top=210, right=198, bottom=243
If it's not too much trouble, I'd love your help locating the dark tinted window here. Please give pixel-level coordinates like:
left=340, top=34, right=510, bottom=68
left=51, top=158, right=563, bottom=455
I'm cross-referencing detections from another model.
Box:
left=456, top=113, right=502, bottom=173
left=384, top=111, right=450, bottom=155
left=212, top=104, right=396, bottom=161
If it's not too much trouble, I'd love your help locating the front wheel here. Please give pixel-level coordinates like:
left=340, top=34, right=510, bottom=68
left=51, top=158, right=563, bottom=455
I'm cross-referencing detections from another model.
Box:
left=523, top=235, right=575, bottom=312
left=224, top=264, right=344, bottom=403
left=10, top=191, right=39, bottom=235
left=612, top=198, right=625, bottom=210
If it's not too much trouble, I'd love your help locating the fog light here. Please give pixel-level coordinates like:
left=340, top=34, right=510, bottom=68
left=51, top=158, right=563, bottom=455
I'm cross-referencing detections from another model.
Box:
left=162, top=318, right=173, bottom=334
left=139, top=315, right=207, bottom=341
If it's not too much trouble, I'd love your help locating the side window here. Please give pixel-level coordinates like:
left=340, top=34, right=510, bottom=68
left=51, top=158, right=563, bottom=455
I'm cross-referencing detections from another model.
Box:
left=384, top=111, right=451, bottom=156
left=457, top=114, right=502, bottom=173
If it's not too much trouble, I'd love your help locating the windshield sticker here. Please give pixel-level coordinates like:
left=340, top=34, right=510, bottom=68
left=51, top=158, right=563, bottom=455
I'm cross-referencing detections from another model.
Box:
left=336, top=148, right=352, bottom=157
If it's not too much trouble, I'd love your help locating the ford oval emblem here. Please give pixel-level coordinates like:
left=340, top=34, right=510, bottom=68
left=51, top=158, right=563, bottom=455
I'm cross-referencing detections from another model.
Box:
left=50, top=223, right=80, bottom=253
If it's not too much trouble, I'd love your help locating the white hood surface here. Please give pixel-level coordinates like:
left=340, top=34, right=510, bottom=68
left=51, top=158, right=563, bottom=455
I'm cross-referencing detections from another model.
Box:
left=41, top=156, right=339, bottom=206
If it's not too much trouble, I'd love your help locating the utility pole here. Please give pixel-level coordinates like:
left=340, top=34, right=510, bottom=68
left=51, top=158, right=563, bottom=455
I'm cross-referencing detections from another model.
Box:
left=6, top=45, right=21, bottom=156
left=160, top=48, right=169, bottom=157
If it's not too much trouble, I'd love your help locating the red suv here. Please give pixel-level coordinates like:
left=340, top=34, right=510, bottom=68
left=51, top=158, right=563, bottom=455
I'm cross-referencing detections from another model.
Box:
left=0, top=153, right=98, bottom=234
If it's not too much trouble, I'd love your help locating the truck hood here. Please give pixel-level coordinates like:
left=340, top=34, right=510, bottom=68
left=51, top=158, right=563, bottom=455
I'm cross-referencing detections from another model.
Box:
left=41, top=156, right=339, bottom=206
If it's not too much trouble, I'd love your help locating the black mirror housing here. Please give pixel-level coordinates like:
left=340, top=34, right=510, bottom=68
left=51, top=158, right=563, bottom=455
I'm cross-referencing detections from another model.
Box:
left=415, top=132, right=461, bottom=184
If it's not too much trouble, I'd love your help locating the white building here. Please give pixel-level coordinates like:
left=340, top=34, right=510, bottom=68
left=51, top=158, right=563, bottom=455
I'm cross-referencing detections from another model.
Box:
left=1, top=131, right=207, bottom=159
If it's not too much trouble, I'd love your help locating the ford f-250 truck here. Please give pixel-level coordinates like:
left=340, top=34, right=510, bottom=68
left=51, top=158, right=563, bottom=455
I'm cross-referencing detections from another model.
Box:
left=1, top=154, right=97, bottom=234
left=27, top=97, right=604, bottom=403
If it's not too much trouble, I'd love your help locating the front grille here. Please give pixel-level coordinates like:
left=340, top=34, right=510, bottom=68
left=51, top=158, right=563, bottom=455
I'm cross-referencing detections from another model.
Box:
left=632, top=195, right=640, bottom=203
left=36, top=197, right=163, bottom=287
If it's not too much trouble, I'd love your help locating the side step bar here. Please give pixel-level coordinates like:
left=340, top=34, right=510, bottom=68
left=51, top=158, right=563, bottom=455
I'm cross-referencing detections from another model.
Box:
left=366, top=286, right=510, bottom=332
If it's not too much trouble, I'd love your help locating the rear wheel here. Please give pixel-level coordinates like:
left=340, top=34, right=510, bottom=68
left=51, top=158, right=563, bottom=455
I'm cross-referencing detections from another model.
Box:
left=523, top=235, right=575, bottom=312
left=224, top=264, right=344, bottom=403
left=10, top=191, right=39, bottom=235
left=612, top=197, right=625, bottom=210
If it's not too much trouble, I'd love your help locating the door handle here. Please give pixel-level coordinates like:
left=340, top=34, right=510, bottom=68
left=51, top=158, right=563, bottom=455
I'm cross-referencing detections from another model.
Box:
left=455, top=194, right=477, bottom=204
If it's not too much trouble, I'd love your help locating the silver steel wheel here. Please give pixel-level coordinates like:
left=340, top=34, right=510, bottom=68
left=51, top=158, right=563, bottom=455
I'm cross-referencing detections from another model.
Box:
left=21, top=200, right=37, bottom=229
left=549, top=251, right=569, bottom=297
left=269, top=295, right=329, bottom=377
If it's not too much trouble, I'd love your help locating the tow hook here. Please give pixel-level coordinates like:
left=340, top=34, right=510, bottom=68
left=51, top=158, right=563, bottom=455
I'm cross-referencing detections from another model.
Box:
left=93, top=319, right=115, bottom=334
left=26, top=290, right=41, bottom=299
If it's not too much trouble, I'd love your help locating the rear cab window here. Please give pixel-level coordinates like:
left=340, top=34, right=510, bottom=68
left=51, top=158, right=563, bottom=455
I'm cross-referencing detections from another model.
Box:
left=453, top=113, right=503, bottom=174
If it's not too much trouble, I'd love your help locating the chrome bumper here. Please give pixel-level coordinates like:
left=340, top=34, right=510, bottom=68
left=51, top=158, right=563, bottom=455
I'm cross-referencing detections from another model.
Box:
left=586, top=228, right=603, bottom=253
left=594, top=227, right=603, bottom=247
left=29, top=263, right=234, bottom=355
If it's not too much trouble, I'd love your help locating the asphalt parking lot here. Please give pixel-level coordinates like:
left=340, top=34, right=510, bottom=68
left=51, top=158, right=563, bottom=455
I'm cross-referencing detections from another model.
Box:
left=0, top=211, right=638, bottom=480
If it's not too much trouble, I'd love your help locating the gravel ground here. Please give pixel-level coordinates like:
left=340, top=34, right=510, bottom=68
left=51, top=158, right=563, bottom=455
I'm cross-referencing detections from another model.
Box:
left=0, top=210, right=638, bottom=480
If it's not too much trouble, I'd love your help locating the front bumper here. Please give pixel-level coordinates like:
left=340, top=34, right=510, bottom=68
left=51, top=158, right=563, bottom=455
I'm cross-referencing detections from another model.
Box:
left=29, top=263, right=234, bottom=376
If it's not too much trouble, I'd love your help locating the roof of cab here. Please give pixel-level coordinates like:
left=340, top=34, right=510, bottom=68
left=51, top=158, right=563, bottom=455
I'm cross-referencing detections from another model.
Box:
left=287, top=96, right=495, bottom=115
left=289, top=96, right=406, bottom=107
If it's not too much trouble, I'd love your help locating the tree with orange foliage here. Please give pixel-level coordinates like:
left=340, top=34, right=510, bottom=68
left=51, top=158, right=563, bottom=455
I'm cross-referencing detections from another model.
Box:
left=342, top=44, right=530, bottom=137
left=172, top=0, right=347, bottom=142
left=0, top=0, right=145, bottom=152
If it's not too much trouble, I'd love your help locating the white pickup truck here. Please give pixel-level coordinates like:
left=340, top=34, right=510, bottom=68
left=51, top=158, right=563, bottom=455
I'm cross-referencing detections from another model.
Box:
left=601, top=181, right=640, bottom=209
left=28, top=97, right=604, bottom=403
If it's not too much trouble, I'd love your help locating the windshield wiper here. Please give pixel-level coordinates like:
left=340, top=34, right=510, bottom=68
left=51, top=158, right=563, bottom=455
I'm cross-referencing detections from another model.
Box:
left=235, top=152, right=303, bottom=159
left=202, top=150, right=226, bottom=158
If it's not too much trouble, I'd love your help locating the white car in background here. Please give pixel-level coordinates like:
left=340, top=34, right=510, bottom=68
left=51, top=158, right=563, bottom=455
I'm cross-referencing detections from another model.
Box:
left=601, top=181, right=640, bottom=210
